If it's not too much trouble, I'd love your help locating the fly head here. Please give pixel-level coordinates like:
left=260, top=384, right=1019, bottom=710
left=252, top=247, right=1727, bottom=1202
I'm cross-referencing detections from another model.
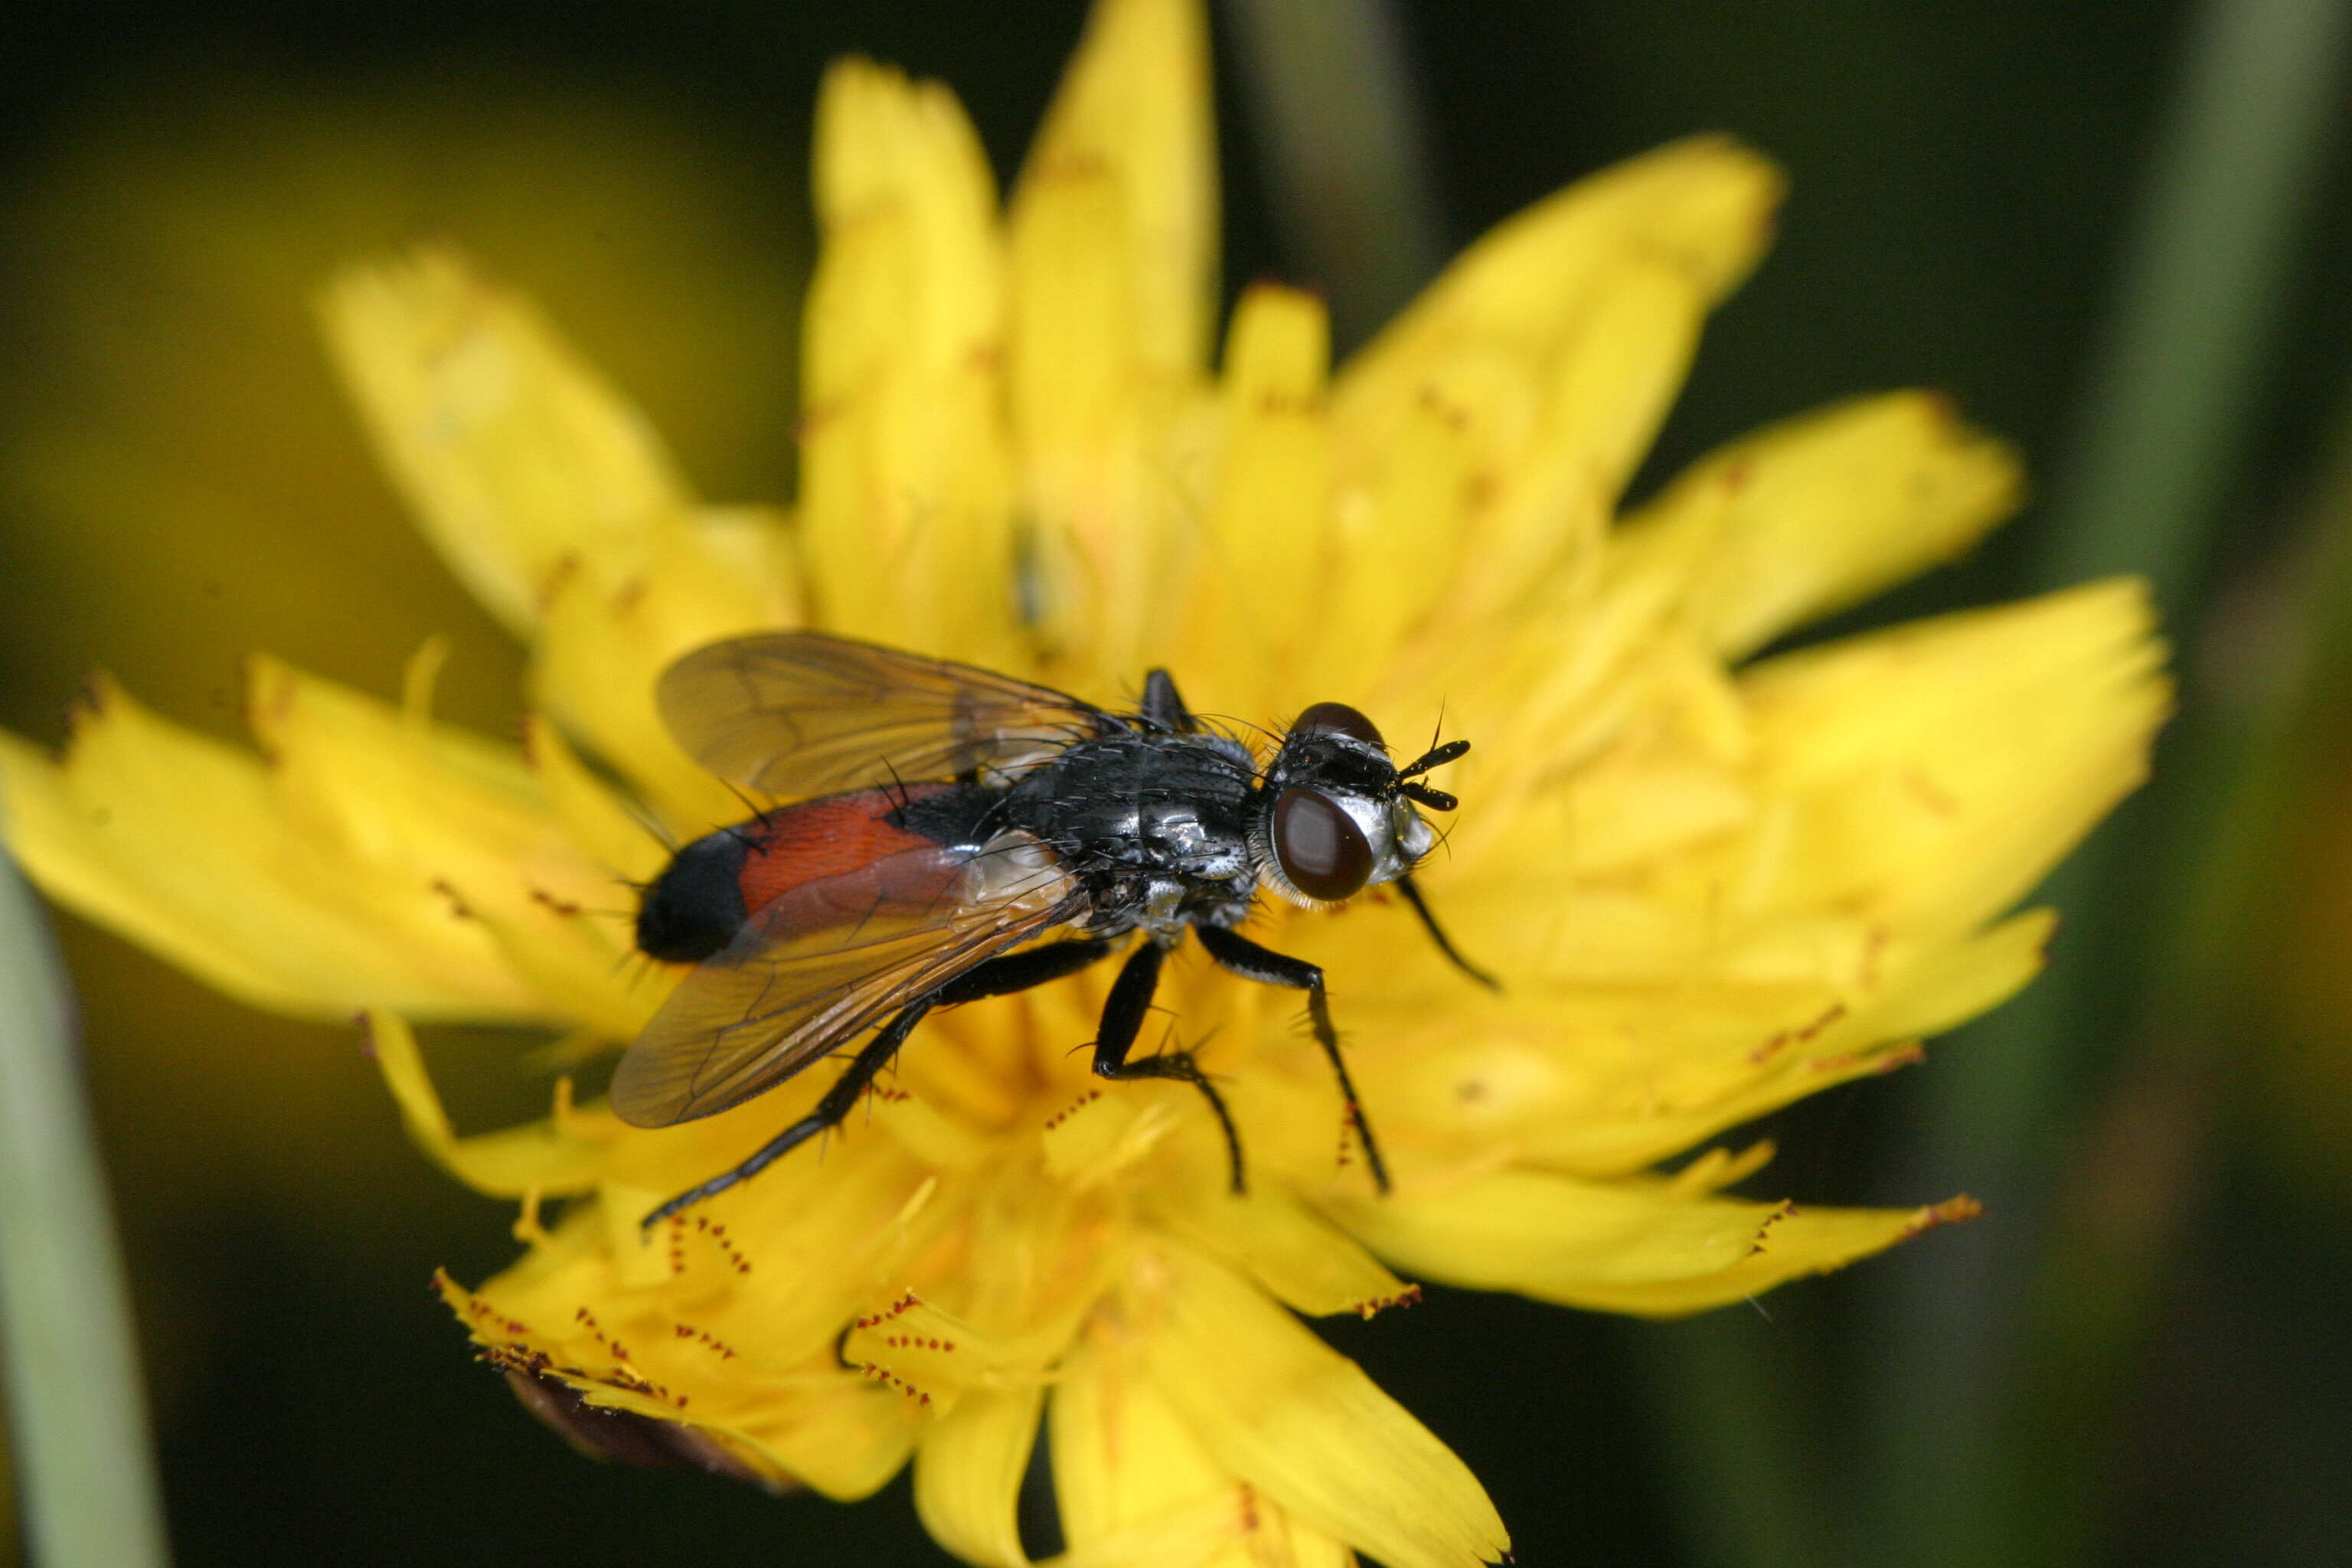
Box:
left=1250, top=701, right=1470, bottom=908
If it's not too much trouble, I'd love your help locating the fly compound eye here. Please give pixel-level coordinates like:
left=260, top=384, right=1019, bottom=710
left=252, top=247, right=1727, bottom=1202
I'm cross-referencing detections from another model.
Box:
left=1272, top=787, right=1374, bottom=901
left=1293, top=701, right=1383, bottom=748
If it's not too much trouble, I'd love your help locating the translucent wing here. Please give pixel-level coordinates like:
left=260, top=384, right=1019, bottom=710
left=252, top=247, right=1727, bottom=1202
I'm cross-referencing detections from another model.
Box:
left=657, top=632, right=1120, bottom=802
left=610, top=835, right=1083, bottom=1127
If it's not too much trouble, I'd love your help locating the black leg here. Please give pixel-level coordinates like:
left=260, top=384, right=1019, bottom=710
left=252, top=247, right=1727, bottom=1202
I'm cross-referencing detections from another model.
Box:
left=935, top=938, right=1119, bottom=1004
left=638, top=939, right=1123, bottom=1230
left=1089, top=940, right=1245, bottom=1192
left=639, top=996, right=936, bottom=1230
left=1194, top=923, right=1390, bottom=1194
left=1394, top=873, right=1500, bottom=990
left=1140, top=668, right=1197, bottom=733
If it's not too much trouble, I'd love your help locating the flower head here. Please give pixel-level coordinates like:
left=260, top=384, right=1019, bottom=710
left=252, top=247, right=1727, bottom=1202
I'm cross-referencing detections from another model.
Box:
left=0, top=1, right=2166, bottom=1563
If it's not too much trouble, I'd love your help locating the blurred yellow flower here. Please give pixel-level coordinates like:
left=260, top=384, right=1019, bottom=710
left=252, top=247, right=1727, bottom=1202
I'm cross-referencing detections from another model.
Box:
left=0, top=0, right=2167, bottom=1563
left=0, top=49, right=802, bottom=1250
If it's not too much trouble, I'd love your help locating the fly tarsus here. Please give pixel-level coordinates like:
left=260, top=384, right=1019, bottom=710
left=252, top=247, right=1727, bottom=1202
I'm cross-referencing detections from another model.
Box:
left=1194, top=923, right=1390, bottom=1194
left=1086, top=940, right=1246, bottom=1193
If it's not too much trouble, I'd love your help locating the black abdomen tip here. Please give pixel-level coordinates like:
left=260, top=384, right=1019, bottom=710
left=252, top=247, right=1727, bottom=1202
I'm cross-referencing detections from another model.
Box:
left=635, top=829, right=753, bottom=963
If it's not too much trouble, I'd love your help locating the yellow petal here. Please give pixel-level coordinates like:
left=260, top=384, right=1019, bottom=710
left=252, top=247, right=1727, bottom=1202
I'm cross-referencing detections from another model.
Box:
left=1050, top=1495, right=1351, bottom=1568
left=1017, top=0, right=1215, bottom=394
left=838, top=1183, right=1119, bottom=1407
left=599, top=1119, right=961, bottom=1374
left=1152, top=1184, right=1416, bottom=1320
left=1851, top=906, right=2053, bottom=1040
left=1052, top=1332, right=1354, bottom=1568
left=1563, top=1197, right=1984, bottom=1316
left=1332, top=1168, right=1758, bottom=1289
left=1521, top=911, right=2053, bottom=1174
left=0, top=681, right=535, bottom=1019
left=531, top=521, right=786, bottom=831
left=328, top=256, right=795, bottom=825
left=1054, top=1333, right=1237, bottom=1555
left=1340, top=137, right=1776, bottom=443
left=1331, top=136, right=1782, bottom=623
left=1554, top=711, right=1756, bottom=880
left=799, top=57, right=1018, bottom=663
left=318, top=247, right=696, bottom=635
left=1009, top=0, right=1216, bottom=671
left=1132, top=1243, right=1508, bottom=1568
left=367, top=1008, right=609, bottom=1196
left=1181, top=283, right=1331, bottom=688
left=841, top=1294, right=1003, bottom=1408
left=1043, top=1498, right=1253, bottom=1568
left=438, top=1266, right=920, bottom=1499
left=1040, top=1080, right=1166, bottom=1187
left=246, top=653, right=607, bottom=914
left=468, top=898, right=658, bottom=1044
left=1302, top=344, right=1490, bottom=698
left=1329, top=1167, right=1978, bottom=1317
left=1615, top=392, right=2024, bottom=658
left=742, top=1380, right=923, bottom=1501
left=244, top=653, right=663, bottom=1027
left=1740, top=579, right=2170, bottom=939
left=462, top=1201, right=920, bottom=1495
left=1326, top=901, right=2048, bottom=1181
left=518, top=714, right=668, bottom=886
left=915, top=1385, right=1047, bottom=1568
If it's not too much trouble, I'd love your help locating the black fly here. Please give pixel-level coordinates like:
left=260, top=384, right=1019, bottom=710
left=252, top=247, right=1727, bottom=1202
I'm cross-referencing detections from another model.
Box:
left=619, top=632, right=1489, bottom=1228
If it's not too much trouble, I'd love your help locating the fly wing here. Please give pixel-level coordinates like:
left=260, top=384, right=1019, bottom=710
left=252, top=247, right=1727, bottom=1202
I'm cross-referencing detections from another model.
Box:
left=609, top=835, right=1083, bottom=1127
left=658, top=632, right=1120, bottom=801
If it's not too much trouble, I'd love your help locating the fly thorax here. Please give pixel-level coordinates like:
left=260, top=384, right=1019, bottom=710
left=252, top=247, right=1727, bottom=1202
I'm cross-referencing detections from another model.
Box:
left=1140, top=802, right=1252, bottom=880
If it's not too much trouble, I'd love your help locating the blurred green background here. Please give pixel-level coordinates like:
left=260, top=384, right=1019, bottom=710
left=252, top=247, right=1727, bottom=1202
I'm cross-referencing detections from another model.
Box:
left=3, top=2, right=2350, bottom=1563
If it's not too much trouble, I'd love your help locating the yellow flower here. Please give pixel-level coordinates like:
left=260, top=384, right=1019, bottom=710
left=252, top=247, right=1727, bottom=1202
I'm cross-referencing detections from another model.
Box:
left=0, top=1, right=2167, bottom=1563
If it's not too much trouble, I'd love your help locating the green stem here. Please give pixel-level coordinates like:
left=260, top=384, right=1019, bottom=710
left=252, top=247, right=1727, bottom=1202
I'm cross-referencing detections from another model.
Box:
left=1216, top=0, right=1447, bottom=351
left=1860, top=2, right=2351, bottom=1564
left=2037, top=0, right=2352, bottom=603
left=2009, top=403, right=2352, bottom=1563
left=1631, top=1314, right=1834, bottom=1568
left=0, top=834, right=172, bottom=1566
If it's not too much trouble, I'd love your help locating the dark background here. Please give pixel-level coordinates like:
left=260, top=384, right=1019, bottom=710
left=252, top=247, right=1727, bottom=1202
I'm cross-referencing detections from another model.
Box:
left=4, top=3, right=2349, bottom=1564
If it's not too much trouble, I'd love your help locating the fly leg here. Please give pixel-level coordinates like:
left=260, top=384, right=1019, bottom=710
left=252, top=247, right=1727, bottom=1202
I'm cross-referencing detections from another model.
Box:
left=1194, top=923, right=1390, bottom=1194
left=933, top=937, right=1118, bottom=1004
left=1089, top=940, right=1245, bottom=1192
left=641, top=939, right=1122, bottom=1230
left=1394, top=873, right=1500, bottom=990
left=639, top=995, right=936, bottom=1231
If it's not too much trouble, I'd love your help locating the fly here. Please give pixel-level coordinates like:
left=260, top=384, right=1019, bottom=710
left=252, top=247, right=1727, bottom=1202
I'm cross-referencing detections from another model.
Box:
left=618, top=632, right=1491, bottom=1228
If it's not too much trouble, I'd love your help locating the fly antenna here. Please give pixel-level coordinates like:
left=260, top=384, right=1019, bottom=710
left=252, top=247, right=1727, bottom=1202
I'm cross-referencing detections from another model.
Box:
left=1396, top=738, right=1470, bottom=782
left=1398, top=780, right=1459, bottom=812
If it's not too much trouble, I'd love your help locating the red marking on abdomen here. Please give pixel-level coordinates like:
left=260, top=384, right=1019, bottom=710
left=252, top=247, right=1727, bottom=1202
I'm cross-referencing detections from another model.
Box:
left=736, top=786, right=957, bottom=915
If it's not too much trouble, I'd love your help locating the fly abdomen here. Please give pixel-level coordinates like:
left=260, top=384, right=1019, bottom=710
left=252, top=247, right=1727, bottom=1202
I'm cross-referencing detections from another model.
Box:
left=635, top=830, right=751, bottom=963
left=637, top=783, right=977, bottom=964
